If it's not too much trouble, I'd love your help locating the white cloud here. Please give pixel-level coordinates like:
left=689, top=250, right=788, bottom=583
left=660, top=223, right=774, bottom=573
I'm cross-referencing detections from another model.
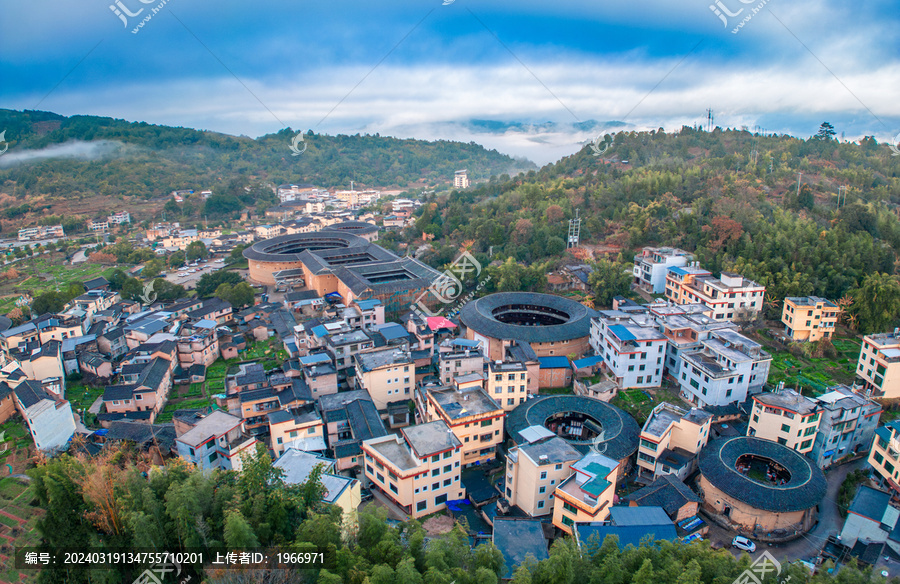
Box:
left=6, top=51, right=899, bottom=165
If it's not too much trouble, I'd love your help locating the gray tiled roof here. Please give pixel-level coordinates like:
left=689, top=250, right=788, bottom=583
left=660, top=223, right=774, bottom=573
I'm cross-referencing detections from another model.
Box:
left=459, top=292, right=597, bottom=344
left=698, top=436, right=827, bottom=513
left=506, top=395, right=639, bottom=460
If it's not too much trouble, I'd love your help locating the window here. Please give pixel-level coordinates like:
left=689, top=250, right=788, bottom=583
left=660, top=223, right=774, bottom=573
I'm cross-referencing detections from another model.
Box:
left=781, top=424, right=790, bottom=433
left=417, top=501, right=427, bottom=512
left=443, top=464, right=452, bottom=473
left=443, top=478, right=451, bottom=487
left=432, top=469, right=440, bottom=477
left=276, top=437, right=283, bottom=444
left=777, top=437, right=787, bottom=446
left=540, top=471, right=547, bottom=479
left=537, top=500, right=545, bottom=509
left=481, top=419, right=492, bottom=427
left=435, top=494, right=448, bottom=506
left=539, top=486, right=546, bottom=494
left=555, top=463, right=562, bottom=470
left=389, top=483, right=399, bottom=494
left=289, top=431, right=298, bottom=438
left=444, top=451, right=452, bottom=459
left=432, top=455, right=440, bottom=463
left=208, top=452, right=218, bottom=463
left=875, top=451, right=885, bottom=464
left=563, top=501, right=578, bottom=514
left=800, top=439, right=812, bottom=450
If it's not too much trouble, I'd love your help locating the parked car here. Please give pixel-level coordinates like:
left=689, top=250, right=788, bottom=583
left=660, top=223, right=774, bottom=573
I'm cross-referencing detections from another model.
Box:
left=360, top=488, right=374, bottom=502
left=732, top=536, right=756, bottom=553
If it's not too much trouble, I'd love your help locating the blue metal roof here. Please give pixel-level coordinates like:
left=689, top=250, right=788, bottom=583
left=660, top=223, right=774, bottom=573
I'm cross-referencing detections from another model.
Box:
left=575, top=523, right=677, bottom=550
left=311, top=325, right=329, bottom=338
left=374, top=322, right=408, bottom=341
left=667, top=266, right=689, bottom=276
left=451, top=338, right=481, bottom=348
left=573, top=355, right=603, bottom=369
left=299, top=353, right=332, bottom=366
left=608, top=324, right=637, bottom=342
left=355, top=299, right=382, bottom=310
left=538, top=356, right=570, bottom=369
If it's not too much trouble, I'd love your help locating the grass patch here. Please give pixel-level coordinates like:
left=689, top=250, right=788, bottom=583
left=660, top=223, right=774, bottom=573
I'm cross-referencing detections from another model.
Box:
left=612, top=385, right=683, bottom=426
left=0, top=478, right=27, bottom=499
left=758, top=331, right=861, bottom=396
left=184, top=383, right=205, bottom=397
left=207, top=361, right=229, bottom=379
left=0, top=513, right=19, bottom=528
left=0, top=254, right=126, bottom=300
left=66, top=383, right=104, bottom=413
left=207, top=378, right=226, bottom=391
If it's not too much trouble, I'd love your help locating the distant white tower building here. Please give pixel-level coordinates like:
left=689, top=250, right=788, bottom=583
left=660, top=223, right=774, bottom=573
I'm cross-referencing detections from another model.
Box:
left=454, top=170, right=469, bottom=189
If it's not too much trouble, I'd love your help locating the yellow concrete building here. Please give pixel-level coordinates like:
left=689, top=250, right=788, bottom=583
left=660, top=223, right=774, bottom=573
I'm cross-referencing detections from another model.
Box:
left=268, top=406, right=325, bottom=457
left=857, top=332, right=900, bottom=398
left=416, top=384, right=505, bottom=467
left=355, top=348, right=414, bottom=412
left=362, top=420, right=465, bottom=518
left=868, top=420, right=900, bottom=496
left=552, top=453, right=620, bottom=534
left=486, top=360, right=531, bottom=412
left=636, top=402, right=711, bottom=481
left=747, top=389, right=820, bottom=455
left=504, top=436, right=582, bottom=516
left=782, top=297, right=838, bottom=342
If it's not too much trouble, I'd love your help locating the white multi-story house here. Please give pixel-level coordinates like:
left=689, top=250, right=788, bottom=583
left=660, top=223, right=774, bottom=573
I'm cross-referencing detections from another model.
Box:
left=665, top=267, right=765, bottom=321
left=633, top=247, right=692, bottom=294
left=677, top=329, right=771, bottom=407
left=651, top=304, right=737, bottom=379
left=590, top=312, right=666, bottom=389
left=811, top=385, right=881, bottom=468
left=107, top=211, right=131, bottom=224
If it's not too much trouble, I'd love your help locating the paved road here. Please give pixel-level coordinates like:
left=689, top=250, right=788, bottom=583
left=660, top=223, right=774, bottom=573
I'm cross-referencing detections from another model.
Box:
left=88, top=396, right=103, bottom=414
left=706, top=458, right=866, bottom=564
left=71, top=248, right=88, bottom=264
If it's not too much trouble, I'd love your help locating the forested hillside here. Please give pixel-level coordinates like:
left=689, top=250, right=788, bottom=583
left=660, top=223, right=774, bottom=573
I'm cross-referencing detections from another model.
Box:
left=0, top=109, right=530, bottom=230
left=410, top=126, right=900, bottom=332
left=28, top=444, right=879, bottom=584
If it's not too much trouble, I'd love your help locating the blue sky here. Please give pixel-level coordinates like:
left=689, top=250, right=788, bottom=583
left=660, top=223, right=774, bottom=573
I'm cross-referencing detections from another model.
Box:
left=1, top=0, right=899, bottom=164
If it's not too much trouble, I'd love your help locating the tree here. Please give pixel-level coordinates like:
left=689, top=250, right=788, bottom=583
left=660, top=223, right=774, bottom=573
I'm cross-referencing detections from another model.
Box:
left=107, top=269, right=129, bottom=291
left=816, top=121, right=836, bottom=140
left=196, top=270, right=243, bottom=297
left=229, top=244, right=248, bottom=263
left=121, top=277, right=144, bottom=301
left=142, top=258, right=165, bottom=279
left=224, top=511, right=261, bottom=548
left=545, top=205, right=565, bottom=224
left=186, top=241, right=208, bottom=261
left=797, top=183, right=814, bottom=210
left=849, top=273, right=900, bottom=334
left=31, top=291, right=71, bottom=315
left=215, top=282, right=255, bottom=308
left=588, top=259, right=632, bottom=308
left=204, top=193, right=244, bottom=217
left=168, top=250, right=186, bottom=268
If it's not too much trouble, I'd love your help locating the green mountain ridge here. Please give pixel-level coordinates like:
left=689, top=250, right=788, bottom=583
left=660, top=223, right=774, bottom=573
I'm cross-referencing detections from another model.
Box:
left=0, top=108, right=534, bottom=208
